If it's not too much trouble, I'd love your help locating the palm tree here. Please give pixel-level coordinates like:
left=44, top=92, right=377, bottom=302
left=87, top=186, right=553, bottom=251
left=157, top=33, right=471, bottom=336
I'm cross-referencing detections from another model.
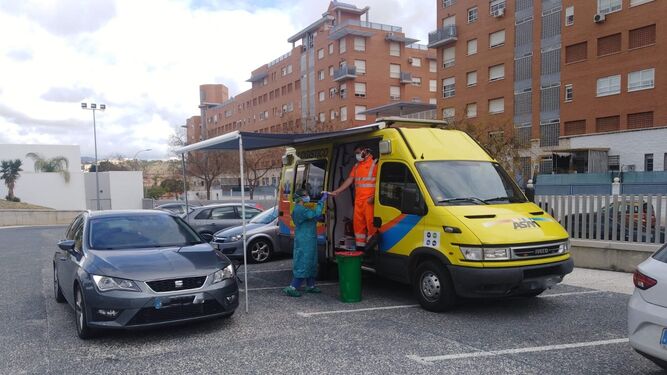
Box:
left=26, top=153, right=70, bottom=183
left=1, top=159, right=23, bottom=201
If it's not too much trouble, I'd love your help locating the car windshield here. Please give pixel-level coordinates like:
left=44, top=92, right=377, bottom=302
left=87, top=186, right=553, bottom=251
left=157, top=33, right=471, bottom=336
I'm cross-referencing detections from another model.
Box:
left=250, top=207, right=277, bottom=224
left=88, top=215, right=203, bottom=250
left=416, top=161, right=527, bottom=206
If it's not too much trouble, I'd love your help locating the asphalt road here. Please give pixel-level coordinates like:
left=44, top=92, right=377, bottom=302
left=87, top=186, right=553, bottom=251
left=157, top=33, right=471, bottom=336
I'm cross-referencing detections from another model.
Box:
left=1, top=226, right=664, bottom=374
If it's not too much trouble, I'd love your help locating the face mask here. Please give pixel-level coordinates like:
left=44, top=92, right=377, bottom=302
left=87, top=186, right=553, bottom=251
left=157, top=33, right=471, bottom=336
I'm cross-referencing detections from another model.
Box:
left=355, top=153, right=363, bottom=162
left=302, top=196, right=311, bottom=203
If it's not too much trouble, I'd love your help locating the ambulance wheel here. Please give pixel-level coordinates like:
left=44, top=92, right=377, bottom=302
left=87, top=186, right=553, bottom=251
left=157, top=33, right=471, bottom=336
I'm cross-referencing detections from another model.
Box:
left=413, top=260, right=457, bottom=312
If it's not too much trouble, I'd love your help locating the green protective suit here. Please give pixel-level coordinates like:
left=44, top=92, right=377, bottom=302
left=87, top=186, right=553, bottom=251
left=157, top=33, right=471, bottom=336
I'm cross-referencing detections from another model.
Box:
left=292, top=202, right=324, bottom=278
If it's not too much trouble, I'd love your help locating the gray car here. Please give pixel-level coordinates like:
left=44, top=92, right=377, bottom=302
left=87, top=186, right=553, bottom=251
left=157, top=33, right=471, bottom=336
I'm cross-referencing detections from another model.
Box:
left=53, top=210, right=239, bottom=339
left=185, top=203, right=263, bottom=242
left=212, top=206, right=281, bottom=263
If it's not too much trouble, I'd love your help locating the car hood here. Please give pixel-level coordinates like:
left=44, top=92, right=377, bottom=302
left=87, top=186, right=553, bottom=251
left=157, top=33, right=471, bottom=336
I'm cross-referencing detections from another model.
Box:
left=86, top=243, right=229, bottom=281
left=214, top=223, right=267, bottom=237
left=442, top=203, right=569, bottom=245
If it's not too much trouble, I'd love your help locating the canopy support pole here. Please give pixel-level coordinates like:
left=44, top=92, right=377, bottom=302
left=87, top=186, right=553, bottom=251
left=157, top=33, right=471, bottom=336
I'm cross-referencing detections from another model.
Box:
left=181, top=153, right=189, bottom=222
left=239, top=136, right=249, bottom=313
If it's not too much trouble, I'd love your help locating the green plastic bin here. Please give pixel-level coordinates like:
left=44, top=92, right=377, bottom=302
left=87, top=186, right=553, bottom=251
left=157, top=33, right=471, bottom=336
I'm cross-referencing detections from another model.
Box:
left=335, top=251, right=363, bottom=303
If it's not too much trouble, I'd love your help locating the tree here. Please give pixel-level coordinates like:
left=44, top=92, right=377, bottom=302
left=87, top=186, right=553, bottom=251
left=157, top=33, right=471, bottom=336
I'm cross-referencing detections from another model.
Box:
left=91, top=161, right=131, bottom=172
left=160, top=178, right=184, bottom=194
left=25, top=152, right=70, bottom=183
left=145, top=186, right=166, bottom=200
left=222, top=149, right=282, bottom=199
left=1, top=159, right=23, bottom=201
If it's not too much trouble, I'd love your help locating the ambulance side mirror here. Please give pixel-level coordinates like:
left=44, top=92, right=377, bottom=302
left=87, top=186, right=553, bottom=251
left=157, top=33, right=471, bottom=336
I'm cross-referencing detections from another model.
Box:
left=373, top=217, right=382, bottom=228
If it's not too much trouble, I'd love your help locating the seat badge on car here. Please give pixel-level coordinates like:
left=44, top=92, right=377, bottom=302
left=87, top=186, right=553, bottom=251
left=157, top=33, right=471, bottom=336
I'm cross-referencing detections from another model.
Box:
left=175, top=280, right=184, bottom=288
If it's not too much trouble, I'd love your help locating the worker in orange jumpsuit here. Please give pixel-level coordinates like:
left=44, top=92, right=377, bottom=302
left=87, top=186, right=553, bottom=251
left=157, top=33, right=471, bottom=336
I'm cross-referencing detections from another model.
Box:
left=329, top=145, right=377, bottom=251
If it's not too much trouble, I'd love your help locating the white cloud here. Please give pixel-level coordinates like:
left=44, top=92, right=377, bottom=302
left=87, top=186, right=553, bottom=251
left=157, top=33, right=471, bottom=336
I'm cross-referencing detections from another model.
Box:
left=0, top=0, right=433, bottom=160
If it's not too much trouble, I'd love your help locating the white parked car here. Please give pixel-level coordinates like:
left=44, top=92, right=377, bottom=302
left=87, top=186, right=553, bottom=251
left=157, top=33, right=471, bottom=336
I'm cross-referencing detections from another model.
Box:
left=628, top=243, right=667, bottom=370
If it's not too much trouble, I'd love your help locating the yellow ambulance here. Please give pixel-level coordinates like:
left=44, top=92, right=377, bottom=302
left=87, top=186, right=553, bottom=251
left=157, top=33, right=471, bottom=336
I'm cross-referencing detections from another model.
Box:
left=277, top=118, right=572, bottom=311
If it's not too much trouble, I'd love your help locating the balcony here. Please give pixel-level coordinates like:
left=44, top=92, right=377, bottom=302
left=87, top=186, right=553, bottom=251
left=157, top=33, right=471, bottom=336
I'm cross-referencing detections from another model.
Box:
left=399, top=72, right=413, bottom=84
left=427, top=25, right=457, bottom=48
left=333, top=66, right=357, bottom=82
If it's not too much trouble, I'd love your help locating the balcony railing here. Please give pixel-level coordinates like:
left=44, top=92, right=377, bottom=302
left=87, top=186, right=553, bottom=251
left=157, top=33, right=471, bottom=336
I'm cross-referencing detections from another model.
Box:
left=399, top=72, right=413, bottom=83
left=427, top=25, right=458, bottom=48
left=332, top=19, right=402, bottom=33
left=333, top=66, right=357, bottom=82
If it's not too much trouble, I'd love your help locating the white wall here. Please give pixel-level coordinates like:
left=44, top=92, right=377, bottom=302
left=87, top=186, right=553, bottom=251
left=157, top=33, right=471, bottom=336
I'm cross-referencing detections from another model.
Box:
left=566, top=127, right=667, bottom=172
left=84, top=171, right=143, bottom=210
left=0, top=144, right=86, bottom=209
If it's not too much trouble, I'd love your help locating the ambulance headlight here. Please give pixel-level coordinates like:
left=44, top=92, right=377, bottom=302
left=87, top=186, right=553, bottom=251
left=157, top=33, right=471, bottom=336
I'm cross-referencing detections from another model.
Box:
left=483, top=248, right=510, bottom=260
left=558, top=240, right=570, bottom=253
left=460, top=247, right=483, bottom=261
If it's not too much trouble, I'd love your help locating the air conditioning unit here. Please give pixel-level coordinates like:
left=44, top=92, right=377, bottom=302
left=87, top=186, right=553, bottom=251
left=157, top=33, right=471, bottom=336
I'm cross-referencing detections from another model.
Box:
left=492, top=8, right=505, bottom=18
left=593, top=13, right=606, bottom=23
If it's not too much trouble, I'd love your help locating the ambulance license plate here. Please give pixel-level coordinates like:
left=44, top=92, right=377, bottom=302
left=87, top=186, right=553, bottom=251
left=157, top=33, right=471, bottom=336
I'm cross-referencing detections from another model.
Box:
left=661, top=329, right=667, bottom=348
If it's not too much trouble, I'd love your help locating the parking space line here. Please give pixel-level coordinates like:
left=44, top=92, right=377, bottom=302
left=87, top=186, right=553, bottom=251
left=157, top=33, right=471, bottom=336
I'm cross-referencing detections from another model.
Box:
left=407, top=338, right=629, bottom=364
left=241, top=282, right=338, bottom=292
left=540, top=290, right=606, bottom=298
left=297, top=304, right=419, bottom=317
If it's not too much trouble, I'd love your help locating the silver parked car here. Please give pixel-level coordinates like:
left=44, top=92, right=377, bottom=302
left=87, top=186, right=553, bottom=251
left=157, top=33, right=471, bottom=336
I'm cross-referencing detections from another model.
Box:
left=212, top=206, right=281, bottom=263
left=155, top=202, right=200, bottom=216
left=185, top=203, right=263, bottom=242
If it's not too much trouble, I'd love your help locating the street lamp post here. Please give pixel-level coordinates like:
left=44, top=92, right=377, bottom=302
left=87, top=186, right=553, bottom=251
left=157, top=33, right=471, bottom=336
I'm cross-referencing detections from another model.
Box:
left=133, top=148, right=151, bottom=199
left=81, top=102, right=106, bottom=210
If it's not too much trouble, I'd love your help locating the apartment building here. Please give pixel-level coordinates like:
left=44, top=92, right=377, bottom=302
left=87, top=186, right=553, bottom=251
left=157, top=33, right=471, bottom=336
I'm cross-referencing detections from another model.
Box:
left=188, top=1, right=437, bottom=145
left=431, top=0, right=666, bottom=177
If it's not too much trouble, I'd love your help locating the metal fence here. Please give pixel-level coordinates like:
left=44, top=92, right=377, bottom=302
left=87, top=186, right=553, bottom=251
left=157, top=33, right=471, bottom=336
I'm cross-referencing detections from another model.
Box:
left=535, top=194, right=667, bottom=244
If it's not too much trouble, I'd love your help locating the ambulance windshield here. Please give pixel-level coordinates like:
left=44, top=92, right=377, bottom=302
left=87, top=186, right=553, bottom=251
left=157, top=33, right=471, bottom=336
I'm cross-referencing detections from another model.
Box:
left=416, top=161, right=527, bottom=206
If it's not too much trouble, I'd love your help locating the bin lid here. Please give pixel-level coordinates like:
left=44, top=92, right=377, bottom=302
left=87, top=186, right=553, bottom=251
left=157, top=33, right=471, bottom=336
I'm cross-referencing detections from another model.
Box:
left=335, top=251, right=364, bottom=257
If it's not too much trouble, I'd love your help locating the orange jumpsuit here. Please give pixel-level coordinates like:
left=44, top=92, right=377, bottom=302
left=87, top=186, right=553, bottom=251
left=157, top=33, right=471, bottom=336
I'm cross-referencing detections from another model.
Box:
left=349, top=156, right=377, bottom=248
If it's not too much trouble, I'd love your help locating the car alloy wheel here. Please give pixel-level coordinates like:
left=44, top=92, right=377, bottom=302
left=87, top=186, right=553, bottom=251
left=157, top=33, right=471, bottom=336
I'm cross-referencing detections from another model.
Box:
left=249, top=239, right=272, bottom=263
left=74, top=287, right=94, bottom=339
left=53, top=266, right=65, bottom=303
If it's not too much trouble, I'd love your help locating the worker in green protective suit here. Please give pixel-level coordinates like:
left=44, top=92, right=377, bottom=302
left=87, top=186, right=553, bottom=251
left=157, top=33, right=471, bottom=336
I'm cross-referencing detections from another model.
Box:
left=282, top=189, right=327, bottom=297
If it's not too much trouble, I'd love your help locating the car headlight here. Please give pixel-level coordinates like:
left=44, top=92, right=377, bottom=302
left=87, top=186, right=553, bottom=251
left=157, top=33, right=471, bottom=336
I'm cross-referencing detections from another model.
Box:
left=230, top=234, right=243, bottom=242
left=460, top=247, right=483, bottom=261
left=91, top=275, right=141, bottom=292
left=483, top=247, right=510, bottom=260
left=212, top=264, right=235, bottom=284
left=558, top=240, right=570, bottom=253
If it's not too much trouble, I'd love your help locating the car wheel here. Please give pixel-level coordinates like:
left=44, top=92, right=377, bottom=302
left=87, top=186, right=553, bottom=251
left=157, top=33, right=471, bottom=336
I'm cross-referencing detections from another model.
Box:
left=248, top=239, right=272, bottom=263
left=74, top=286, right=95, bottom=340
left=413, top=260, right=458, bottom=312
left=53, top=266, right=66, bottom=303
left=200, top=232, right=214, bottom=242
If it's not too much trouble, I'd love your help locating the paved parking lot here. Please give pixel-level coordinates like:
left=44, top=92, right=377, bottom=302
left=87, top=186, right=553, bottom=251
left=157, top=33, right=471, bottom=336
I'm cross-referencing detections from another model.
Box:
left=1, top=226, right=665, bottom=374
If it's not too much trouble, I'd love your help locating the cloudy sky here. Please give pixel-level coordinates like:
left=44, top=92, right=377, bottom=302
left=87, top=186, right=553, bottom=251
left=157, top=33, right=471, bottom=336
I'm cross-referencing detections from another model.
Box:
left=0, top=0, right=434, bottom=160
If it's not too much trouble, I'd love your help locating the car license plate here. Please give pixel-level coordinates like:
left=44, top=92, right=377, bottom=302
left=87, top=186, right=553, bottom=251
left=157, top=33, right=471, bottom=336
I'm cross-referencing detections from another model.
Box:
left=661, top=329, right=667, bottom=348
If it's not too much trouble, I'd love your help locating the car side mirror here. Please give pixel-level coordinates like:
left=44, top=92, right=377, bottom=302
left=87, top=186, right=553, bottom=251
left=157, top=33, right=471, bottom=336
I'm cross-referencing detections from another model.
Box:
left=58, top=239, right=76, bottom=252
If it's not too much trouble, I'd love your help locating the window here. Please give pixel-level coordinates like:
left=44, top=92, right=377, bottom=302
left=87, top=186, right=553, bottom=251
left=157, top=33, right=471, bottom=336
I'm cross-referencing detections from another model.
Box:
left=466, top=71, right=477, bottom=87
left=442, top=107, right=455, bottom=119
left=489, top=64, right=505, bottom=81
left=664, top=153, right=667, bottom=172
left=339, top=37, right=346, bottom=54
left=354, top=37, right=366, bottom=51
left=389, top=41, right=400, bottom=56
left=318, top=70, right=325, bottom=80
left=355, top=105, right=367, bottom=120
left=565, top=42, right=587, bottom=63
left=564, top=84, right=573, bottom=102
left=629, top=24, right=656, bottom=49
left=340, top=106, right=348, bottom=121
left=565, top=6, right=574, bottom=26
left=490, top=30, right=506, bottom=48
left=429, top=98, right=437, bottom=105
left=329, top=66, right=334, bottom=76
left=354, top=82, right=366, bottom=97
left=488, top=97, right=504, bottom=114
left=564, top=120, right=586, bottom=136
left=466, top=103, right=477, bottom=118
left=340, top=83, right=347, bottom=98
left=442, top=77, right=455, bottom=98
left=596, top=75, right=621, bottom=97
left=429, top=79, right=437, bottom=92
left=442, top=15, right=455, bottom=27
left=467, top=39, right=478, bottom=55
left=595, top=115, right=620, bottom=132
left=294, top=160, right=327, bottom=200
left=597, top=33, right=622, bottom=56
left=627, top=111, right=654, bottom=129
left=319, top=91, right=325, bottom=102
left=412, top=77, right=422, bottom=86
left=631, top=0, right=654, bottom=6
left=389, top=64, right=401, bottom=78
left=598, top=0, right=622, bottom=14
left=443, top=47, right=455, bottom=68
left=328, top=43, right=334, bottom=54
left=490, top=0, right=506, bottom=15
left=211, top=206, right=238, bottom=220
left=354, top=59, right=366, bottom=75
left=429, top=60, right=437, bottom=73
left=329, top=87, right=337, bottom=98
left=390, top=86, right=401, bottom=100
left=318, top=112, right=325, bottom=123
left=379, top=162, right=424, bottom=215
left=468, top=7, right=478, bottom=23
left=411, top=57, right=422, bottom=67
left=644, top=154, right=654, bottom=172
left=318, top=48, right=324, bottom=59
left=628, top=68, right=655, bottom=91
left=443, top=0, right=455, bottom=7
